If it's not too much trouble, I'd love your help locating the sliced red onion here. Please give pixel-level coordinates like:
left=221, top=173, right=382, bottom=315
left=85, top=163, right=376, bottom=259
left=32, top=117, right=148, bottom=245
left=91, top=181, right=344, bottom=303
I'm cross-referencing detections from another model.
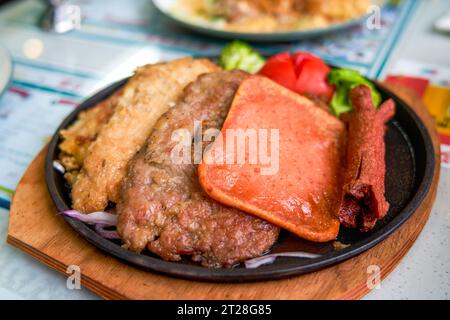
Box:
left=53, top=160, right=65, bottom=174
left=94, top=224, right=120, bottom=239
left=61, top=210, right=117, bottom=226
left=245, top=256, right=277, bottom=269
left=245, top=252, right=321, bottom=269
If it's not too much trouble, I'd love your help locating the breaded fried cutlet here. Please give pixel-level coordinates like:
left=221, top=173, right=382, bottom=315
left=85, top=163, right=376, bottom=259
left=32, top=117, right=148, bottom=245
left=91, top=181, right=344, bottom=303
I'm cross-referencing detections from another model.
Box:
left=58, top=90, right=123, bottom=185
left=71, top=58, right=219, bottom=213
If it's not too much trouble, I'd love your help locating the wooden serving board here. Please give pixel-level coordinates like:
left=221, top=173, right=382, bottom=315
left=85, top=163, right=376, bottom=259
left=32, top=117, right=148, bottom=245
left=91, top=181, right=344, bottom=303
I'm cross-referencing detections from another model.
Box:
left=6, top=84, right=441, bottom=300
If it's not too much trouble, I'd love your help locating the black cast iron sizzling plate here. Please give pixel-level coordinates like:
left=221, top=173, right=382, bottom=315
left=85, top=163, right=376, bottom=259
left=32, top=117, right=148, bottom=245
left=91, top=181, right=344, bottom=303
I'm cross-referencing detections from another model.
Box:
left=45, top=74, right=435, bottom=282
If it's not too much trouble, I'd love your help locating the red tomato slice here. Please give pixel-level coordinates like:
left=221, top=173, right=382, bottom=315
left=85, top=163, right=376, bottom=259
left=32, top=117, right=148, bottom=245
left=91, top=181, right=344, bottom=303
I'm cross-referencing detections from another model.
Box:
left=295, top=59, right=335, bottom=101
left=292, top=52, right=321, bottom=76
left=259, top=52, right=297, bottom=92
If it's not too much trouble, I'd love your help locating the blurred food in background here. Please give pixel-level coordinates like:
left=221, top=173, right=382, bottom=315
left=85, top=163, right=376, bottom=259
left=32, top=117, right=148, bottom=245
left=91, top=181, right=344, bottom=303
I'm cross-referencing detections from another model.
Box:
left=176, top=0, right=371, bottom=32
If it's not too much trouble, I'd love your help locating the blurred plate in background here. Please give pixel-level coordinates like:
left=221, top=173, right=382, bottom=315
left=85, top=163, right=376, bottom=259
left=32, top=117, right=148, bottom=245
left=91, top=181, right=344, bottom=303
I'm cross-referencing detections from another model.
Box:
left=153, top=0, right=387, bottom=42
left=0, top=45, right=13, bottom=98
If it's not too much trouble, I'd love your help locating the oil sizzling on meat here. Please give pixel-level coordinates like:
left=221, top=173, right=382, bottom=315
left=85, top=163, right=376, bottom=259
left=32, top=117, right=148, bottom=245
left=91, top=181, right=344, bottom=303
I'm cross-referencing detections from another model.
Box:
left=117, top=70, right=279, bottom=268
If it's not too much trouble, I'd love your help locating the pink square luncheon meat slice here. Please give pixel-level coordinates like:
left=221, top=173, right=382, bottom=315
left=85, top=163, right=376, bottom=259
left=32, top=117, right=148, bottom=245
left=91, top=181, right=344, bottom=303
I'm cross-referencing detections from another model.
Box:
left=199, top=75, right=346, bottom=242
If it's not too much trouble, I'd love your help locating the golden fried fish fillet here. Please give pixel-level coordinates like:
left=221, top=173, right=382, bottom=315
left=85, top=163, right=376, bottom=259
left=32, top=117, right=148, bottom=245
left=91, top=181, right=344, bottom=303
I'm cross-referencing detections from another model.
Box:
left=71, top=58, right=219, bottom=213
left=58, top=90, right=123, bottom=185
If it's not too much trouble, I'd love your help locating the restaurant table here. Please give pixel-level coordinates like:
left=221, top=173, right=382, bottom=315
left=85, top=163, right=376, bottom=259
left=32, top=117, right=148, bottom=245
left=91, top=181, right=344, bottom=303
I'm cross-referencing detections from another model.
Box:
left=0, top=0, right=449, bottom=300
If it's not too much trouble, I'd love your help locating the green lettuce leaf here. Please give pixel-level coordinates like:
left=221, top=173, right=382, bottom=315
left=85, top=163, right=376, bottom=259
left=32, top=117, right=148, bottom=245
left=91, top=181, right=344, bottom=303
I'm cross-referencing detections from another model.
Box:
left=328, top=68, right=381, bottom=117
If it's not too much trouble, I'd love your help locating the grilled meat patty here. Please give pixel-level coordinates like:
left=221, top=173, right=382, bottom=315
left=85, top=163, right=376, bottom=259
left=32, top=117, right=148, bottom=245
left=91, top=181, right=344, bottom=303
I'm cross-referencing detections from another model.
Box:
left=117, top=70, right=280, bottom=268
